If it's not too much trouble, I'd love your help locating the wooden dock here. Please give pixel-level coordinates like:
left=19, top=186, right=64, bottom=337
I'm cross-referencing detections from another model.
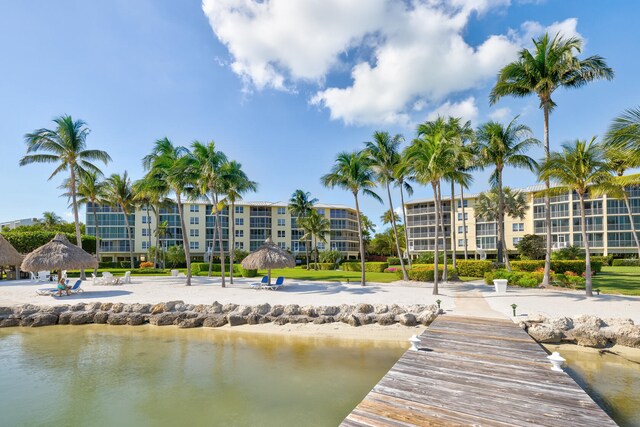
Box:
left=342, top=316, right=616, bottom=426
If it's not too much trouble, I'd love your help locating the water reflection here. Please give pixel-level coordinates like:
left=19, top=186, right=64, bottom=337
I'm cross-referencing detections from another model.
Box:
left=0, top=326, right=404, bottom=427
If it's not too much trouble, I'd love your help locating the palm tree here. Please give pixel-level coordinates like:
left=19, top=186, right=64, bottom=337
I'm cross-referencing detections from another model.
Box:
left=406, top=118, right=465, bottom=294
left=299, top=210, right=330, bottom=270
left=143, top=138, right=197, bottom=286
left=41, top=211, right=63, bottom=230
left=393, top=160, right=414, bottom=267
left=364, top=131, right=409, bottom=280
left=321, top=151, right=382, bottom=286
left=219, top=160, right=257, bottom=285
left=75, top=171, right=106, bottom=273
left=191, top=141, right=229, bottom=284
left=104, top=172, right=136, bottom=269
left=133, top=171, right=171, bottom=268
left=475, top=118, right=539, bottom=266
left=474, top=187, right=529, bottom=270
left=288, top=190, right=318, bottom=270
left=380, top=209, right=400, bottom=226
left=605, top=106, right=640, bottom=155
left=155, top=220, right=172, bottom=268
left=20, top=115, right=111, bottom=279
left=539, top=138, right=613, bottom=296
left=490, top=32, right=613, bottom=286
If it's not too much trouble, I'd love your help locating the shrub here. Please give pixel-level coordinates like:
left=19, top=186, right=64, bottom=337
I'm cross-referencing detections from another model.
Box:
left=484, top=269, right=540, bottom=288
left=98, top=262, right=118, bottom=269
left=551, top=245, right=584, bottom=260
left=386, top=257, right=408, bottom=266
left=516, top=234, right=546, bottom=260
left=384, top=267, right=399, bottom=273
left=341, top=262, right=361, bottom=272
left=455, top=260, right=493, bottom=278
left=407, top=266, right=458, bottom=282
left=189, top=263, right=201, bottom=275
left=611, top=259, right=640, bottom=267
left=315, top=263, right=336, bottom=270
left=414, top=252, right=444, bottom=264
left=510, top=260, right=602, bottom=275
left=364, top=262, right=389, bottom=273
left=319, top=250, right=343, bottom=264
left=129, top=268, right=167, bottom=275
left=1, top=231, right=96, bottom=254
left=241, top=268, right=258, bottom=278
left=591, top=255, right=614, bottom=266
left=139, top=261, right=154, bottom=269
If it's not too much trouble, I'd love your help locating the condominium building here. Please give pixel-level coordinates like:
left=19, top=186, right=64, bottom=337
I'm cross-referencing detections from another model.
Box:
left=86, top=201, right=360, bottom=262
left=405, top=185, right=640, bottom=257
left=0, top=217, right=39, bottom=230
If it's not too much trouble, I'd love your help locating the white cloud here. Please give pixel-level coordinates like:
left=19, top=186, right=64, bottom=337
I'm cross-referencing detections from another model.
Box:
left=427, top=97, right=479, bottom=123
left=518, top=18, right=582, bottom=47
left=202, top=1, right=581, bottom=125
left=488, top=107, right=512, bottom=121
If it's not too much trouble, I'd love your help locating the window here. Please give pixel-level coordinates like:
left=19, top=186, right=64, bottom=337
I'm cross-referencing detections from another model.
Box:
left=457, top=239, right=466, bottom=247
left=512, top=223, right=524, bottom=232
left=189, top=241, right=199, bottom=250
left=317, top=242, right=325, bottom=250
left=235, top=230, right=244, bottom=238
left=142, top=215, right=151, bottom=224
left=142, top=241, right=150, bottom=250
left=316, top=208, right=325, bottom=215
left=190, top=205, right=199, bottom=213
left=457, top=200, right=468, bottom=208
left=277, top=218, right=286, bottom=227
left=142, top=228, right=150, bottom=237
left=190, top=217, right=199, bottom=225
left=278, top=242, right=286, bottom=249
left=235, top=206, right=244, bottom=214
left=235, top=218, right=244, bottom=226
left=458, top=226, right=468, bottom=234
left=457, top=213, right=468, bottom=221
left=235, top=241, right=244, bottom=249
left=277, top=230, right=286, bottom=238
left=190, top=229, right=199, bottom=237
left=513, top=237, right=523, bottom=245
left=277, top=207, right=286, bottom=215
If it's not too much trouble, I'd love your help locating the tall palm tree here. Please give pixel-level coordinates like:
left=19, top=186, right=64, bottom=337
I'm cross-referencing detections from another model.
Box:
left=155, top=220, right=172, bottom=268
left=474, top=187, right=529, bottom=270
left=393, top=160, right=414, bottom=267
left=75, top=171, right=106, bottom=274
left=475, top=117, right=539, bottom=266
left=539, top=138, right=613, bottom=296
left=191, top=141, right=229, bottom=284
left=219, top=160, right=257, bottom=285
left=288, top=190, right=318, bottom=270
left=133, top=171, right=171, bottom=268
left=406, top=118, right=466, bottom=294
left=490, top=32, right=614, bottom=286
left=41, top=211, right=63, bottom=230
left=104, top=172, right=136, bottom=269
left=380, top=209, right=400, bottom=226
left=299, top=209, right=330, bottom=270
left=605, top=106, right=640, bottom=155
left=20, top=115, right=111, bottom=279
left=364, top=131, right=409, bottom=280
left=321, top=151, right=382, bottom=286
left=143, top=138, right=197, bottom=286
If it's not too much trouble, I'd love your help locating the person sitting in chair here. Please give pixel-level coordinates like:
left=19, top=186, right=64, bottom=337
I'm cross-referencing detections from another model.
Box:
left=56, top=275, right=71, bottom=297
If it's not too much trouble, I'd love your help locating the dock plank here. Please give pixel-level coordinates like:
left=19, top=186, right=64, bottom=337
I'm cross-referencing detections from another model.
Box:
left=342, top=315, right=616, bottom=426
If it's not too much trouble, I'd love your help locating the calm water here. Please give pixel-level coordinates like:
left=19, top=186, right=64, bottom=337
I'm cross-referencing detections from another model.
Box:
left=547, top=344, right=640, bottom=427
left=0, top=326, right=405, bottom=427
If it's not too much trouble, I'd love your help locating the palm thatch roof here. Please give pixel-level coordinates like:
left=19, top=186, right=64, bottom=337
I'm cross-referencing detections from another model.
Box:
left=0, top=234, right=23, bottom=266
left=241, top=237, right=295, bottom=270
left=21, top=233, right=98, bottom=272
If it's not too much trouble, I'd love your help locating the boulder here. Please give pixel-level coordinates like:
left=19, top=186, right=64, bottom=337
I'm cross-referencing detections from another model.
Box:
left=356, top=314, right=374, bottom=325
left=258, top=316, right=271, bottom=324
left=227, top=314, right=247, bottom=326
left=19, top=304, right=40, bottom=317
left=128, top=313, right=146, bottom=326
left=107, top=313, right=129, bottom=326
left=416, top=310, right=438, bottom=326
left=163, top=301, right=184, bottom=312
left=111, top=303, right=125, bottom=313
left=209, top=301, right=224, bottom=314
left=235, top=305, right=253, bottom=316
left=288, top=316, right=309, bottom=324
left=58, top=311, right=73, bottom=325
left=613, top=325, right=640, bottom=348
left=388, top=305, right=406, bottom=316
left=245, top=314, right=261, bottom=325
left=203, top=315, right=228, bottom=328
left=398, top=313, right=417, bottom=327
left=570, top=326, right=609, bottom=348
left=376, top=313, right=396, bottom=326
left=94, top=312, right=109, bottom=324
left=131, top=303, right=151, bottom=314
left=573, top=314, right=604, bottom=329
left=121, top=304, right=135, bottom=313
left=284, top=304, right=300, bottom=316
left=222, top=303, right=238, bottom=313
left=30, top=313, right=58, bottom=327
left=149, top=313, right=176, bottom=326
left=273, top=316, right=290, bottom=325
left=178, top=317, right=204, bottom=328
left=526, top=313, right=548, bottom=324
left=268, top=305, right=285, bottom=317
left=150, top=303, right=164, bottom=315
left=300, top=305, right=317, bottom=317
left=51, top=305, right=70, bottom=315
left=547, top=317, right=574, bottom=331
left=255, top=303, right=271, bottom=316
left=0, top=307, right=13, bottom=316
left=318, top=306, right=338, bottom=316
left=20, top=316, right=35, bottom=327
left=342, top=314, right=360, bottom=327
left=100, top=303, right=113, bottom=311
left=603, top=318, right=634, bottom=328
left=356, top=303, right=374, bottom=314
left=84, top=302, right=102, bottom=312
left=70, top=312, right=95, bottom=325
left=313, top=317, right=326, bottom=325
left=374, top=304, right=389, bottom=314
left=0, top=318, right=20, bottom=327
left=527, top=324, right=563, bottom=343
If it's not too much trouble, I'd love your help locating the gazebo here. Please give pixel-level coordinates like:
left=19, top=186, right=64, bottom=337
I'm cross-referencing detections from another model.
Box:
left=21, top=233, right=98, bottom=274
left=241, top=237, right=295, bottom=285
left=0, top=234, right=23, bottom=280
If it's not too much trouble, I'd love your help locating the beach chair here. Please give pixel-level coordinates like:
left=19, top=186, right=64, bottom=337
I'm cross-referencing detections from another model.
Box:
left=250, top=276, right=268, bottom=289
left=36, top=280, right=69, bottom=296
left=122, top=271, right=132, bottom=284
left=264, top=276, right=284, bottom=291
left=30, top=272, right=38, bottom=282
left=37, top=271, right=49, bottom=282
left=68, top=280, right=83, bottom=294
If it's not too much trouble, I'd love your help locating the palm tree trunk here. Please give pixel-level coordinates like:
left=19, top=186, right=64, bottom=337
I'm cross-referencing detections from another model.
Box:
left=399, top=182, right=412, bottom=268
left=69, top=168, right=86, bottom=280
left=146, top=205, right=152, bottom=260
left=542, top=105, right=552, bottom=286
left=208, top=210, right=218, bottom=277
left=579, top=194, right=593, bottom=296
left=623, top=193, right=640, bottom=258
left=229, top=200, right=235, bottom=285
left=176, top=194, right=191, bottom=286
left=314, top=235, right=318, bottom=270
left=213, top=191, right=226, bottom=286
left=432, top=182, right=440, bottom=295
left=450, top=181, right=457, bottom=270
left=437, top=183, right=448, bottom=282
left=93, top=201, right=100, bottom=276
left=122, top=207, right=134, bottom=270
left=353, top=192, right=366, bottom=286
left=460, top=184, right=469, bottom=260
left=387, top=183, right=408, bottom=280
left=305, top=230, right=311, bottom=270
left=497, top=169, right=508, bottom=270
left=153, top=207, right=160, bottom=268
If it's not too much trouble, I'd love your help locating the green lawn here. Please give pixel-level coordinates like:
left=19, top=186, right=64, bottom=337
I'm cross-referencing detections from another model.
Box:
left=592, top=266, right=640, bottom=296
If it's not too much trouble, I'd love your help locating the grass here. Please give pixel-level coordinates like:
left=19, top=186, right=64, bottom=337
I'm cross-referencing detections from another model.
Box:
left=592, top=266, right=640, bottom=296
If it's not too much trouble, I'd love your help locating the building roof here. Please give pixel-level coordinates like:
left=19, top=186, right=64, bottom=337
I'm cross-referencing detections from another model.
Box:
left=406, top=183, right=549, bottom=205
left=172, top=199, right=355, bottom=210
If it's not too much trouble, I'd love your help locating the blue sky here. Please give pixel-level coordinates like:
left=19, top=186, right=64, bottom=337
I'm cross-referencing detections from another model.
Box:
left=1, top=0, right=637, bottom=230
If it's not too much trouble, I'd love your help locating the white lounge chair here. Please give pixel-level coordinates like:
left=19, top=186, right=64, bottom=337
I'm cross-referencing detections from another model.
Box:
left=37, top=271, right=49, bottom=282
left=122, top=271, right=131, bottom=284
left=30, top=272, right=38, bottom=282
left=263, top=276, right=285, bottom=291
left=250, top=276, right=269, bottom=289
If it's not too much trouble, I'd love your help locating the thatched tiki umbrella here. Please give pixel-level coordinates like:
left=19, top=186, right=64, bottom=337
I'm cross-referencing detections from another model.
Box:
left=0, top=234, right=23, bottom=279
left=241, top=237, right=295, bottom=285
left=21, top=233, right=98, bottom=274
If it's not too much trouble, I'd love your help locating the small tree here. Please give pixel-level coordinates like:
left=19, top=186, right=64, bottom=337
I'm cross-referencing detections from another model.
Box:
left=166, top=245, right=186, bottom=268
left=516, top=234, right=546, bottom=260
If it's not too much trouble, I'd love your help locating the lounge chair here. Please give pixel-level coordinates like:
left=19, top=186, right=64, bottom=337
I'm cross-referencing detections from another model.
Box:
left=264, top=276, right=285, bottom=291
left=122, top=271, right=132, bottom=284
left=250, top=276, right=268, bottom=289
left=68, top=280, right=83, bottom=294
left=36, top=280, right=69, bottom=296
left=37, top=271, right=49, bottom=282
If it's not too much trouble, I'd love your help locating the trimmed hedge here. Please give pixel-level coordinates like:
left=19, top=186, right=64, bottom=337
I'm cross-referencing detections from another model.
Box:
left=406, top=266, right=458, bottom=282
left=129, top=268, right=168, bottom=275
left=192, top=263, right=242, bottom=274
left=510, top=260, right=602, bottom=275
left=455, top=260, right=493, bottom=278
left=484, top=270, right=540, bottom=288
left=611, top=259, right=640, bottom=267
left=1, top=231, right=96, bottom=254
left=590, top=255, right=614, bottom=266
left=315, top=263, right=336, bottom=270
left=241, top=268, right=258, bottom=278
left=386, top=257, right=409, bottom=266
left=341, top=262, right=389, bottom=272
